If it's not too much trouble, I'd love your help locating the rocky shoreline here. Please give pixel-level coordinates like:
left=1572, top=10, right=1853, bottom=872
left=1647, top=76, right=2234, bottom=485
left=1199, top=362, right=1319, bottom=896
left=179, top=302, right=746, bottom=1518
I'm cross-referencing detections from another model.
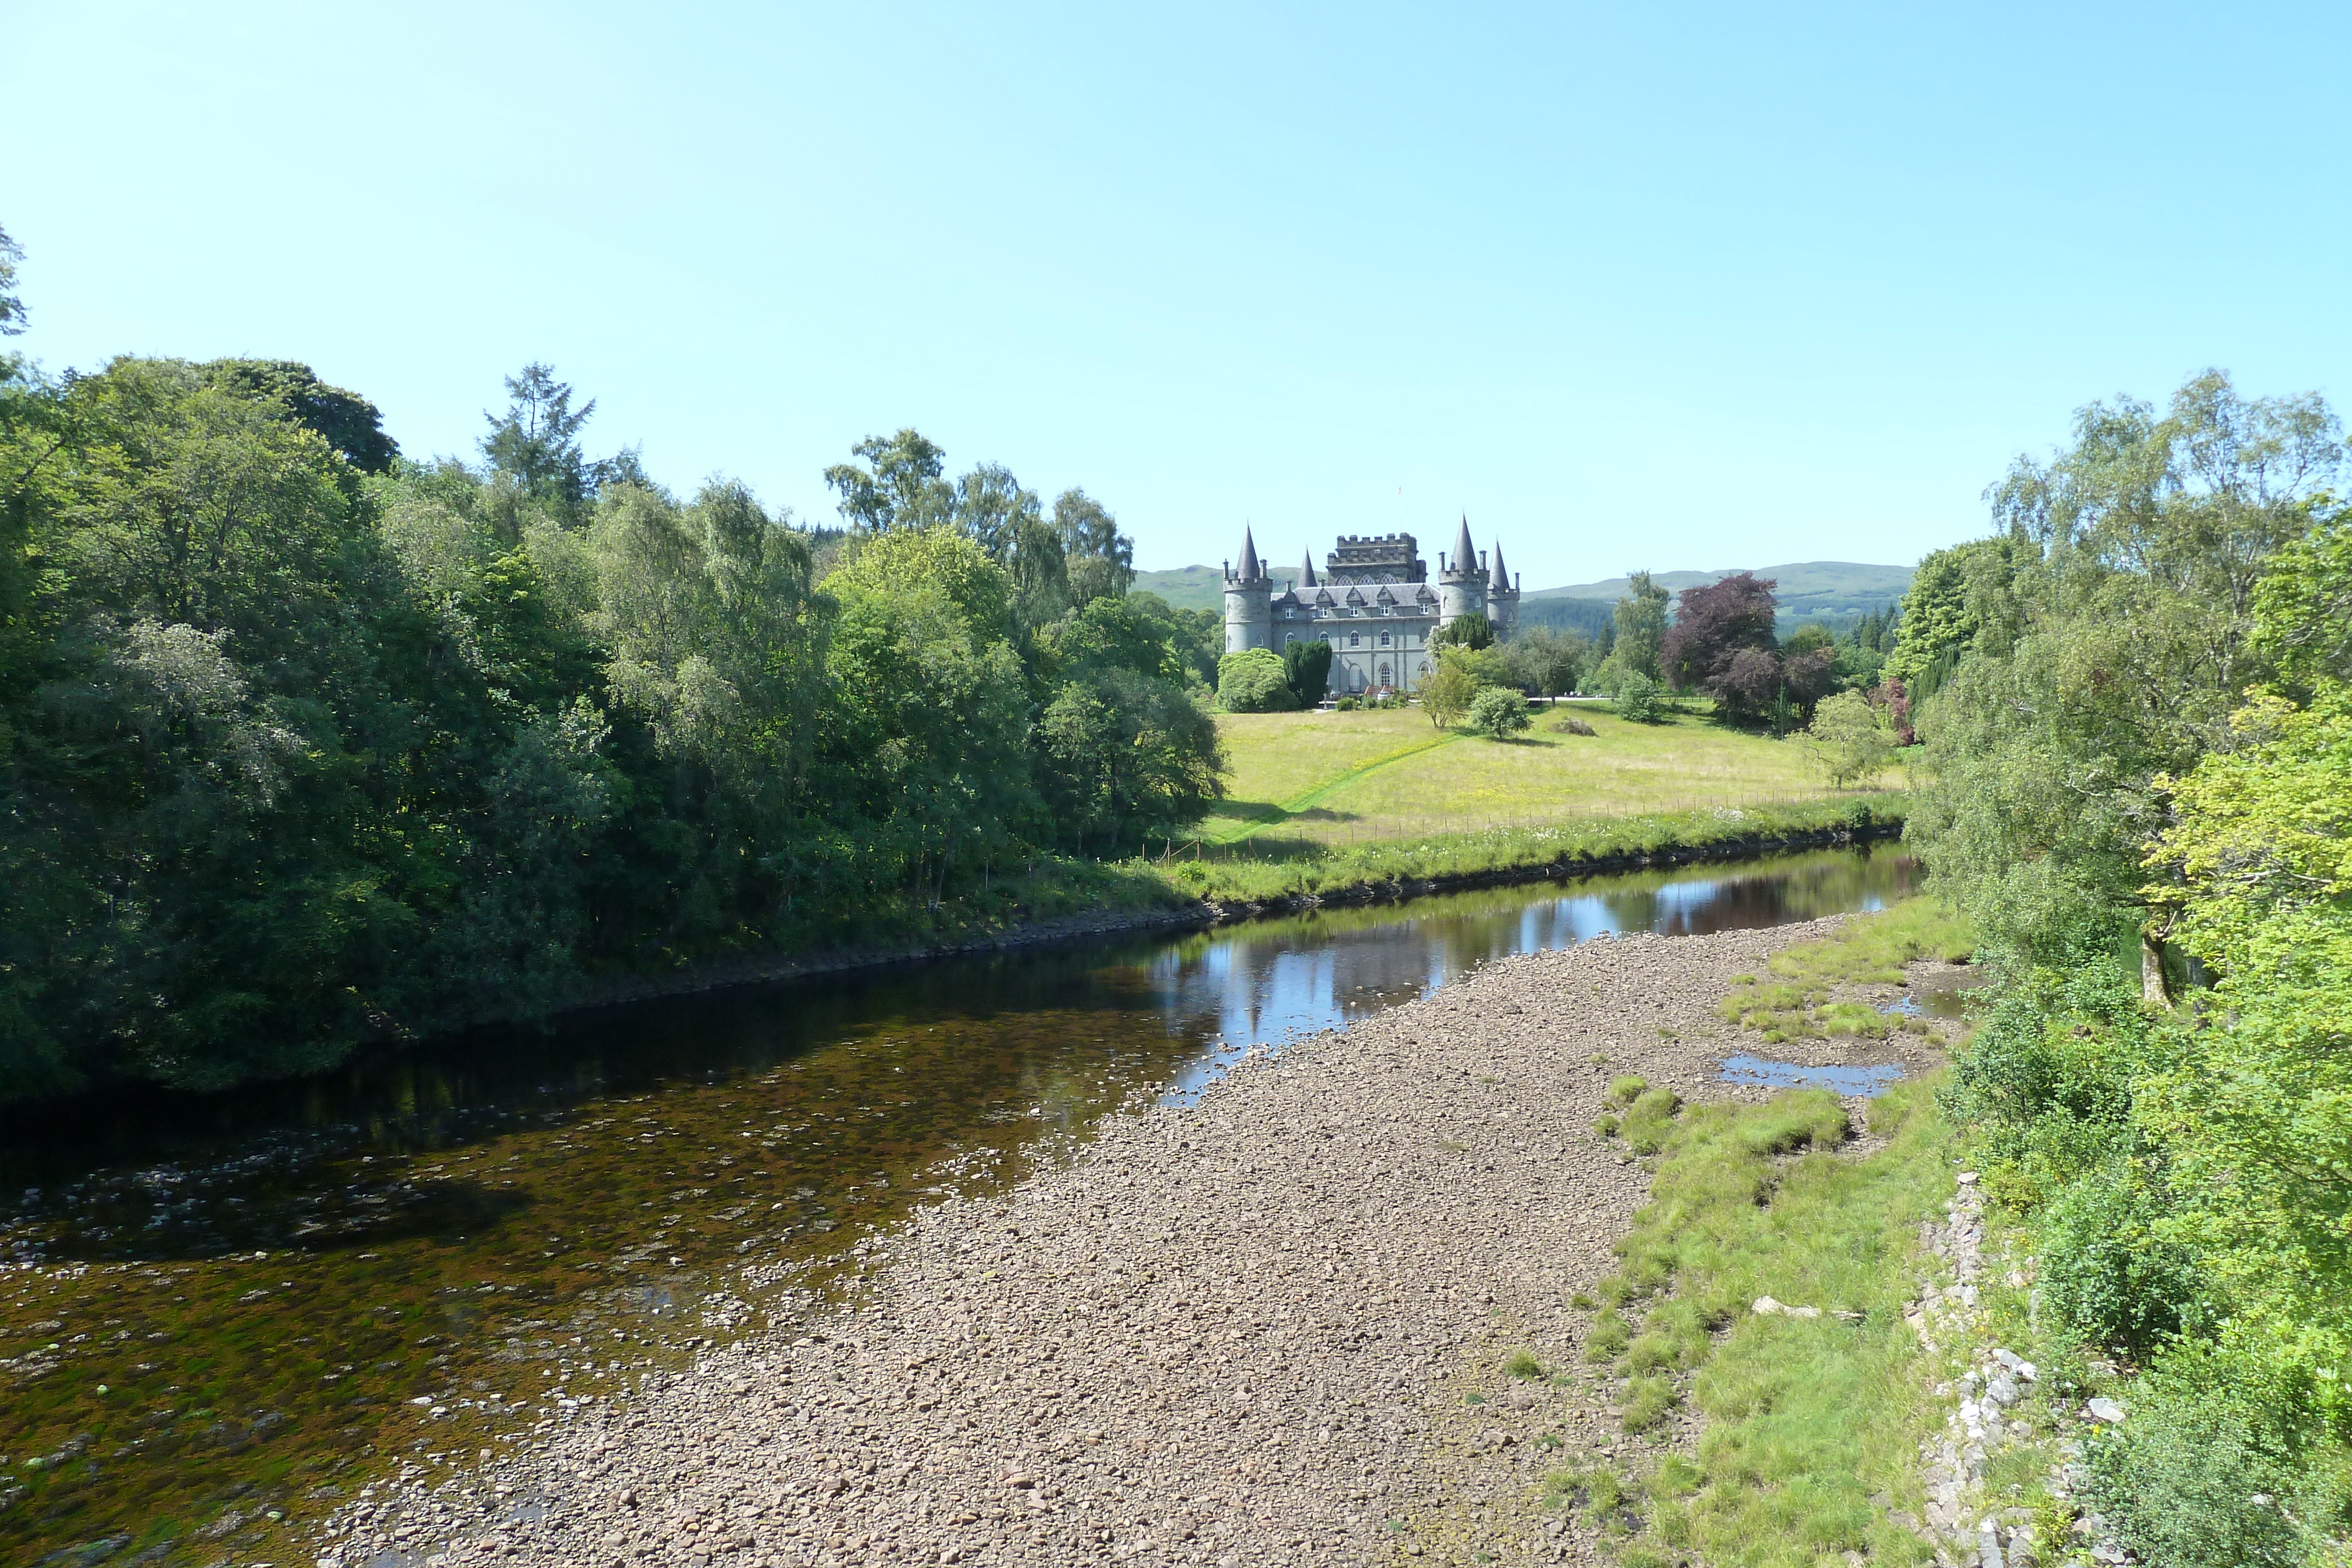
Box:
left=321, top=914, right=1935, bottom=1568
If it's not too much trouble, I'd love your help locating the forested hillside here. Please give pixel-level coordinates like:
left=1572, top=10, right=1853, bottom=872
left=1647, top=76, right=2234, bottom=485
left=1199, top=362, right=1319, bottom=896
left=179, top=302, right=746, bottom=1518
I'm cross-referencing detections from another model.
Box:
left=0, top=241, right=1230, bottom=1102
left=1905, top=372, right=2352, bottom=1565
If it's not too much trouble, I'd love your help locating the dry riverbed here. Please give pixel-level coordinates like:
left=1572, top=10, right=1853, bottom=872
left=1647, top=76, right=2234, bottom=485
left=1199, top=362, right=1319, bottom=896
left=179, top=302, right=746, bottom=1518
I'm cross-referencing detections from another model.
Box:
left=323, top=915, right=1940, bottom=1568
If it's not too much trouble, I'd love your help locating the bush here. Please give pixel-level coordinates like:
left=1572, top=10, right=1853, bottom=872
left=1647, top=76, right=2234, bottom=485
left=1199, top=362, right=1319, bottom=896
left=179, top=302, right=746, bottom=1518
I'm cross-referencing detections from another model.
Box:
left=1554, top=713, right=1596, bottom=736
left=1614, top=670, right=1662, bottom=723
left=2087, top=1371, right=2310, bottom=1568
left=2039, top=1168, right=2201, bottom=1353
left=1467, top=686, right=1532, bottom=738
left=1333, top=696, right=1359, bottom=711
left=1215, top=647, right=1296, bottom=712
left=1804, top=688, right=1894, bottom=787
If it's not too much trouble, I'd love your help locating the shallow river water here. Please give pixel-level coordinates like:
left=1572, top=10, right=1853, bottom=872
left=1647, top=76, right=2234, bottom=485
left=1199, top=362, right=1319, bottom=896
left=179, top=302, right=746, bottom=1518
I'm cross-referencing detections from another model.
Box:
left=0, top=846, right=1915, bottom=1563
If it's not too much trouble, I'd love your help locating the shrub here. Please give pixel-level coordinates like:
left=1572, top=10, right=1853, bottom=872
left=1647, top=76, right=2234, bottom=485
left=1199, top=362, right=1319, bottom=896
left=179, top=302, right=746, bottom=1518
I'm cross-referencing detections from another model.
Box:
left=1333, top=696, right=1359, bottom=711
left=1554, top=714, right=1596, bottom=736
left=1614, top=670, right=1662, bottom=723
left=1607, top=1074, right=1651, bottom=1106
left=1804, top=688, right=1894, bottom=787
left=1467, top=685, right=1532, bottom=738
left=2039, top=1167, right=2201, bottom=1353
left=2087, top=1371, right=2310, bottom=1568
left=1504, top=1349, right=1544, bottom=1379
left=1215, top=647, right=1295, bottom=712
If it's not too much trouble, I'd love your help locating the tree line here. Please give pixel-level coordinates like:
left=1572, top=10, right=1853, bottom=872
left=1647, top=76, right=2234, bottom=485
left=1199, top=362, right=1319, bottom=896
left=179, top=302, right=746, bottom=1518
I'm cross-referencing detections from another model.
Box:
left=0, top=229, right=1227, bottom=1102
left=1904, top=370, right=2352, bottom=1566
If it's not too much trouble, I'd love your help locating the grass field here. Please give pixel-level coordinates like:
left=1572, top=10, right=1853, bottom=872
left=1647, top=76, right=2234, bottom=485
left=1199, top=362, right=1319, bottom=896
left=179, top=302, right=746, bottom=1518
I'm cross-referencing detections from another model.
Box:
left=1196, top=704, right=1897, bottom=851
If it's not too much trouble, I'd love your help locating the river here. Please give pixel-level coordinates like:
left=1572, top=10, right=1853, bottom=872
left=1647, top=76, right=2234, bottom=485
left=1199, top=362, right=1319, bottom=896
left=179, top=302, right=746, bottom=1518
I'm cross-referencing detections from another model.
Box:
left=0, top=846, right=1915, bottom=1564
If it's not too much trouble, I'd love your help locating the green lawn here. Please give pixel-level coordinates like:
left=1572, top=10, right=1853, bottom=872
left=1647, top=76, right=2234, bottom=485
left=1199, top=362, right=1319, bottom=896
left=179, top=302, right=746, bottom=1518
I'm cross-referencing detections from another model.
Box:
left=1198, top=704, right=1896, bottom=850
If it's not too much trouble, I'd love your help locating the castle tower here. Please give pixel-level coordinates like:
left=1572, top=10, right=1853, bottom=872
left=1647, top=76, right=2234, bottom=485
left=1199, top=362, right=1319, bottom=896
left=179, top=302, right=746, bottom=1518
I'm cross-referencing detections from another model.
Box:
left=1222, top=523, right=1272, bottom=654
left=1485, top=539, right=1520, bottom=637
left=1436, top=514, right=1488, bottom=631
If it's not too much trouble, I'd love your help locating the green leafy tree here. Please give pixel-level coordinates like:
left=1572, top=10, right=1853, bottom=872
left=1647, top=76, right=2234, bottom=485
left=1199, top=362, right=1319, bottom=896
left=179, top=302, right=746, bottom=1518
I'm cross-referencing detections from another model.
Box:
left=1502, top=626, right=1585, bottom=696
left=1216, top=646, right=1294, bottom=712
left=1466, top=685, right=1531, bottom=738
left=823, top=428, right=954, bottom=533
left=1611, top=570, right=1669, bottom=681
left=1420, top=655, right=1479, bottom=728
left=198, top=359, right=399, bottom=473
left=1802, top=689, right=1891, bottom=787
left=1035, top=597, right=1225, bottom=854
left=1910, top=370, right=2340, bottom=970
left=1053, top=487, right=1134, bottom=604
left=1613, top=668, right=1662, bottom=723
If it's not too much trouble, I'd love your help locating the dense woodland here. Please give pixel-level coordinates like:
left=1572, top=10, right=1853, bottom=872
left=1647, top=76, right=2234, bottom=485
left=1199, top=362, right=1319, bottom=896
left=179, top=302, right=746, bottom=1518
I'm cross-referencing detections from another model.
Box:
left=0, top=232, right=1234, bottom=1101
left=1905, top=373, right=2352, bottom=1566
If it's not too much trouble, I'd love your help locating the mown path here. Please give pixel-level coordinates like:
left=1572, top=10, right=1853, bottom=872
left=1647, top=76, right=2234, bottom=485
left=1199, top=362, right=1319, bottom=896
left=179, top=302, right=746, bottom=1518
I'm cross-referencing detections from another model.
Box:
left=1198, top=730, right=1466, bottom=845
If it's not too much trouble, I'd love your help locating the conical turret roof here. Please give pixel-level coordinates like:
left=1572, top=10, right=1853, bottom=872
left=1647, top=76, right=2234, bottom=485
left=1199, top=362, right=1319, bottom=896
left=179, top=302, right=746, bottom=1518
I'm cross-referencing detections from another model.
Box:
left=1235, top=523, right=1264, bottom=583
left=1299, top=550, right=1318, bottom=589
left=1488, top=539, right=1510, bottom=591
left=1451, top=514, right=1477, bottom=577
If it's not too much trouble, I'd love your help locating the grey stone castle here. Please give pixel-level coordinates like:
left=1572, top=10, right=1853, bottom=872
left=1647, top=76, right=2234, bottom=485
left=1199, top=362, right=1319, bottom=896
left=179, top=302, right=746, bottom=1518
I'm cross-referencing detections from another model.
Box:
left=1222, top=516, right=1520, bottom=696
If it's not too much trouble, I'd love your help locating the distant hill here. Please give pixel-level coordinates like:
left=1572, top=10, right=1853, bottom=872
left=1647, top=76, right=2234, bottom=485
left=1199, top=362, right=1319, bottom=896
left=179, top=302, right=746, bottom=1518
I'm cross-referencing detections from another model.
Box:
left=1131, top=565, right=1226, bottom=613
left=1526, top=561, right=1912, bottom=631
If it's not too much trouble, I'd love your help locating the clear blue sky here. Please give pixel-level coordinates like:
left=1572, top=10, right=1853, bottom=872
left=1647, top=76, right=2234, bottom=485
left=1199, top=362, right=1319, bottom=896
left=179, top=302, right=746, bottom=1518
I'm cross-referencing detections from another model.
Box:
left=6, top=2, right=2348, bottom=588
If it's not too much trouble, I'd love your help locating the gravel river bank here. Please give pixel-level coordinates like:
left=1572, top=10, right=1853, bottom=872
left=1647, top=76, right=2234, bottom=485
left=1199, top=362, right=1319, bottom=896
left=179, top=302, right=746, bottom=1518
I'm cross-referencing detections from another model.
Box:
left=325, top=914, right=1945, bottom=1568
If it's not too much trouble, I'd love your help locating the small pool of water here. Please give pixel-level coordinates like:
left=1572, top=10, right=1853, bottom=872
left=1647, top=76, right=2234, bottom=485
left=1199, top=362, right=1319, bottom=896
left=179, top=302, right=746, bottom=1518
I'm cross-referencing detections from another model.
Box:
left=1717, top=1054, right=1910, bottom=1097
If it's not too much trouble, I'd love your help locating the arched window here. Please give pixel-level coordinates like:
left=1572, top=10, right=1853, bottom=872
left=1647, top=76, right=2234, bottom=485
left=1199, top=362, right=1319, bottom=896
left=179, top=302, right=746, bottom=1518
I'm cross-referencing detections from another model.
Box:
left=1379, top=631, right=1392, bottom=647
left=1348, top=633, right=1360, bottom=647
left=1378, top=662, right=1393, bottom=686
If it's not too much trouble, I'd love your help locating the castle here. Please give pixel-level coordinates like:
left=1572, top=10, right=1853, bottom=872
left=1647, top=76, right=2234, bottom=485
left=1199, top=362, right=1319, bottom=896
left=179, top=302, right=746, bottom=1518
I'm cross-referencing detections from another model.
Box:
left=1221, top=516, right=1520, bottom=696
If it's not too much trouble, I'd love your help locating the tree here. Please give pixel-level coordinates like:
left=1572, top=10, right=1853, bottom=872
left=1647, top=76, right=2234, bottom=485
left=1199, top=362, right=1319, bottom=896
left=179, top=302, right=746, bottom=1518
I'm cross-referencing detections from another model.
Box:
left=0, top=223, right=27, bottom=337
left=1283, top=638, right=1332, bottom=707
left=1611, top=571, right=1669, bottom=680
left=1467, top=686, right=1531, bottom=738
left=1035, top=597, right=1226, bottom=854
left=1663, top=571, right=1778, bottom=692
left=1503, top=626, right=1586, bottom=696
left=1911, top=370, right=2341, bottom=969
left=1421, top=657, right=1479, bottom=728
left=1804, top=689, right=1892, bottom=787
left=199, top=359, right=399, bottom=473
left=1613, top=669, right=1662, bottom=723
left=823, top=429, right=954, bottom=533
left=1885, top=539, right=2010, bottom=697
left=951, top=462, right=1043, bottom=560
left=1216, top=647, right=1294, bottom=712
left=481, top=363, right=600, bottom=518
left=1053, top=487, right=1134, bottom=604
left=1431, top=611, right=1492, bottom=650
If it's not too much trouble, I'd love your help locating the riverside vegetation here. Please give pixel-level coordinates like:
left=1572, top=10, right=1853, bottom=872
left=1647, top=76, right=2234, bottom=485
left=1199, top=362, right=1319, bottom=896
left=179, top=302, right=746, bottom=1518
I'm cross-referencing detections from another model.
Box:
left=0, top=226, right=1904, bottom=1109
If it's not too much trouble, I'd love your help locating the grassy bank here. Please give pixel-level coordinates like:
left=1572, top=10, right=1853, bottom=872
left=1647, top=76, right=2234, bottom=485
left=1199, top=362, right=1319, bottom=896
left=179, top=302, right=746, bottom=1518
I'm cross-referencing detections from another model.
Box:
left=1160, top=794, right=1906, bottom=907
left=1554, top=905, right=1969, bottom=1566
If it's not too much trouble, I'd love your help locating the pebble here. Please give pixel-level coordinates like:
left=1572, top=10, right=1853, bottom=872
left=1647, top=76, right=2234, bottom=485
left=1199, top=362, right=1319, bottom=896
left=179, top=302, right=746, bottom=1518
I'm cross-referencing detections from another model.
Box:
left=321, top=917, right=1923, bottom=1568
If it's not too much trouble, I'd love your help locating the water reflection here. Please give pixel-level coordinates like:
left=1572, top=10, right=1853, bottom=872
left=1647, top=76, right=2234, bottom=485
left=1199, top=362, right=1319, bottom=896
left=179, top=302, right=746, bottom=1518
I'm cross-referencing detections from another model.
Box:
left=0, top=846, right=1912, bottom=1564
left=1155, top=849, right=1915, bottom=1101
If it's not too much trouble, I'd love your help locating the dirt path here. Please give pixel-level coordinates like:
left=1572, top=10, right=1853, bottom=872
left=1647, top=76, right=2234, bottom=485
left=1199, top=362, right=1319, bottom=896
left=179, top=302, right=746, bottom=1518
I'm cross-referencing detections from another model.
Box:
left=321, top=916, right=1939, bottom=1568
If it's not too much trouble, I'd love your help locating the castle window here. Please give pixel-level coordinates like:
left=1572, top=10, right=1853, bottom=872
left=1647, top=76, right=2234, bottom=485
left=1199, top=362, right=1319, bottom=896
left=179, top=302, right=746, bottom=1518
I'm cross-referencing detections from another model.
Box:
left=1379, top=631, right=1391, bottom=647
left=1348, top=633, right=1360, bottom=647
